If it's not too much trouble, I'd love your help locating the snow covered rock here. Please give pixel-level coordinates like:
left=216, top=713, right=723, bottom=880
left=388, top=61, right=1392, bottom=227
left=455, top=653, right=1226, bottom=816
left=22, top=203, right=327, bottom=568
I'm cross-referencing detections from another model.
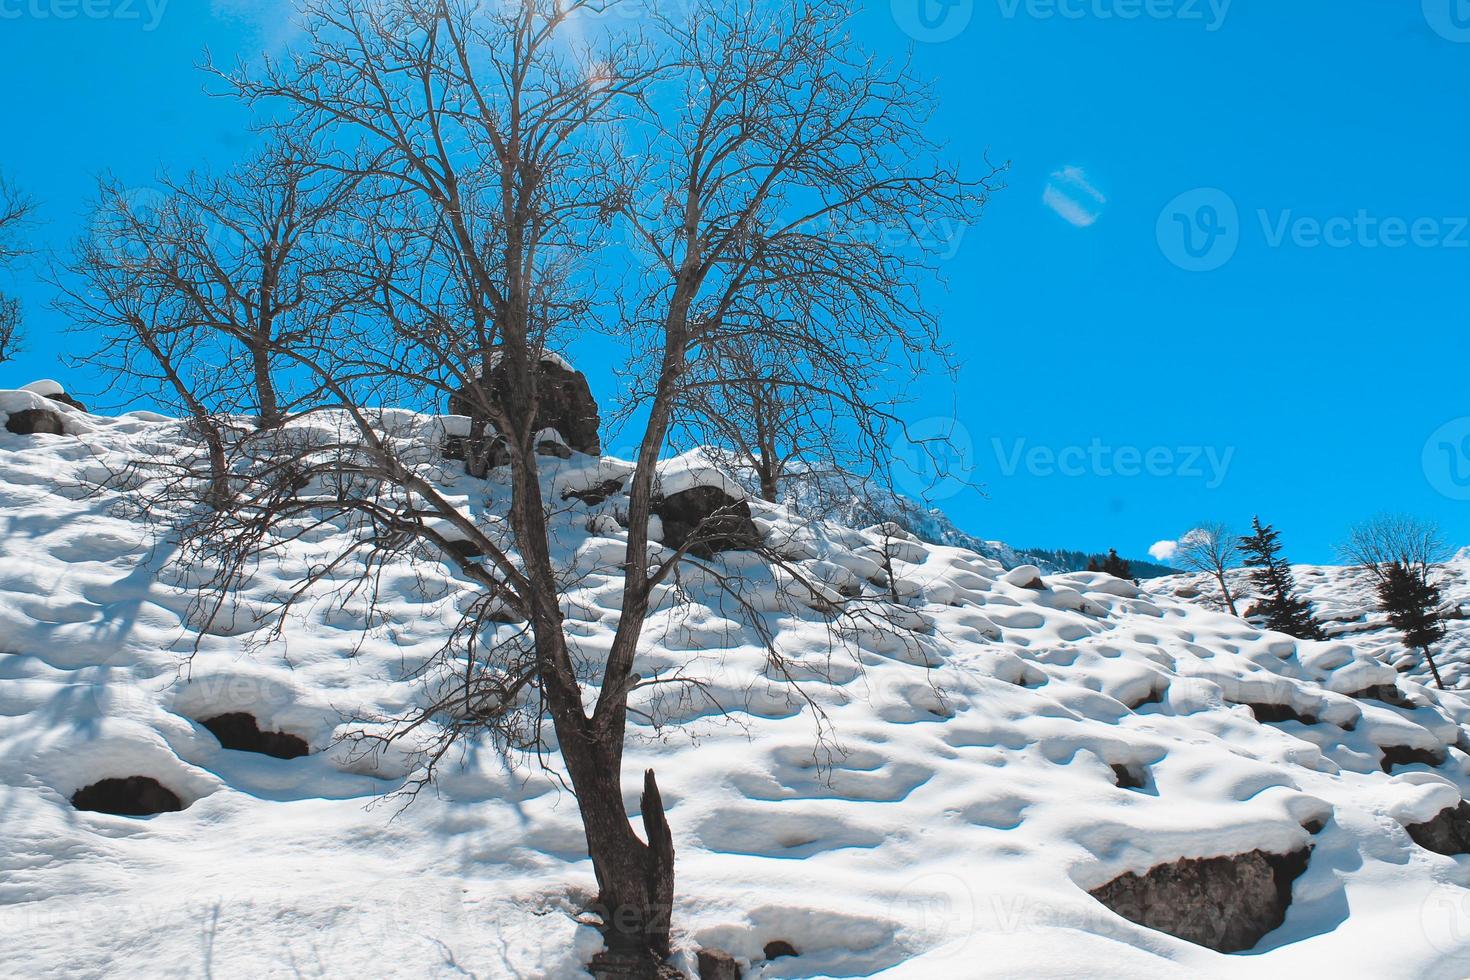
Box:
left=71, top=776, right=185, bottom=817
left=1088, top=847, right=1311, bottom=953
left=653, top=485, right=761, bottom=559
left=1405, top=801, right=1470, bottom=856
left=447, top=353, right=601, bottom=458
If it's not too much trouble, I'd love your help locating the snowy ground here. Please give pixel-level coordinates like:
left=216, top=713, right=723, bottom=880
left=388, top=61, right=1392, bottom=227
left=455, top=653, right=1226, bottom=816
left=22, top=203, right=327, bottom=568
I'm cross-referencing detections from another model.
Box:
left=5, top=388, right=1470, bottom=979
left=1150, top=557, right=1470, bottom=691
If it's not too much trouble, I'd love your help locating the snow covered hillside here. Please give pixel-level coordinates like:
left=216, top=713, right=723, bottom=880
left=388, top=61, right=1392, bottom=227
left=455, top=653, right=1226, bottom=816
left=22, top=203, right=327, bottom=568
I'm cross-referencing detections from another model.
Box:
left=6, top=386, right=1470, bottom=979
left=1150, top=558, right=1470, bottom=691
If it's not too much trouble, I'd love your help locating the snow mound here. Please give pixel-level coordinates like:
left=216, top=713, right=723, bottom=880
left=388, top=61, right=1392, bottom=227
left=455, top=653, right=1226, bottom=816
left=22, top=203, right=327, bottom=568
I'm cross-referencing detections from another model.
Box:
left=3, top=388, right=1470, bottom=978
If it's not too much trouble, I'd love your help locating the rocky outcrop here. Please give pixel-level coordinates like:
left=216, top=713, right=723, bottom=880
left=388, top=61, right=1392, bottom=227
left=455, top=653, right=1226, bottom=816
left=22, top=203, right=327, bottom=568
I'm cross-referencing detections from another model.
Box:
left=1406, top=802, right=1470, bottom=856
left=1379, top=744, right=1447, bottom=772
left=1089, top=847, right=1311, bottom=952
left=72, top=776, right=184, bottom=817
left=448, top=355, right=601, bottom=462
left=201, top=713, right=310, bottom=760
left=653, top=486, right=761, bottom=559
left=695, top=948, right=739, bottom=980
left=46, top=391, right=87, bottom=412
left=762, top=940, right=798, bottom=960
left=5, top=407, right=64, bottom=436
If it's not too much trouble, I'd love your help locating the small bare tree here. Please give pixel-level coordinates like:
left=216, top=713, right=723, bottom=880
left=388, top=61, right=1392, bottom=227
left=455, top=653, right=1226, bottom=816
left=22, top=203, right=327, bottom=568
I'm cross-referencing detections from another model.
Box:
left=62, top=1, right=990, bottom=973
left=1175, top=523, right=1241, bottom=616
left=1340, top=514, right=1450, bottom=588
left=0, top=175, right=36, bottom=364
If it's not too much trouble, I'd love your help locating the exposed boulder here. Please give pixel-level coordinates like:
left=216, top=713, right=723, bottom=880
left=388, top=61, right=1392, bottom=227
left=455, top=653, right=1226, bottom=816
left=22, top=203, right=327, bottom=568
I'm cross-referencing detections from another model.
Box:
left=1346, top=683, right=1417, bottom=709
left=1405, top=801, right=1470, bottom=856
left=564, top=478, right=626, bottom=507
left=18, top=379, right=86, bottom=413
left=46, top=391, right=87, bottom=412
left=1089, top=847, right=1311, bottom=952
left=762, top=940, right=799, bottom=960
left=447, top=354, right=601, bottom=460
left=695, top=948, right=739, bottom=980
left=1379, top=744, right=1447, bottom=772
left=201, top=713, right=310, bottom=760
left=653, top=485, right=761, bottom=559
left=72, top=776, right=184, bottom=817
left=5, top=407, right=65, bottom=436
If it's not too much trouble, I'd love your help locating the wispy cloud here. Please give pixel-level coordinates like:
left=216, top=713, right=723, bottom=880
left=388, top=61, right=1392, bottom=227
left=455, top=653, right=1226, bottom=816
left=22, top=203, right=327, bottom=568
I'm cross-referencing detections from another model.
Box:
left=1148, top=539, right=1179, bottom=562
left=1042, top=166, right=1107, bottom=228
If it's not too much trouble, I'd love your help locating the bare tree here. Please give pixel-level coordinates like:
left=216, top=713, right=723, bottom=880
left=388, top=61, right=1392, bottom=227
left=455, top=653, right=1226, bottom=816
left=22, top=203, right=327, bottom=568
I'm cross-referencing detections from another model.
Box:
left=1340, top=514, right=1450, bottom=588
left=1175, top=523, right=1241, bottom=616
left=55, top=1, right=997, bottom=973
left=620, top=3, right=997, bottom=519
left=0, top=175, right=36, bottom=364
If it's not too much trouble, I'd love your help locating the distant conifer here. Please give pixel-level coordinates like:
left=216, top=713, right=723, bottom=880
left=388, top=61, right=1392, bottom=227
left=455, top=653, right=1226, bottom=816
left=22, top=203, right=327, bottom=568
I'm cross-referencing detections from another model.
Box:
left=1238, top=517, right=1326, bottom=640
left=1377, top=561, right=1449, bottom=690
left=1100, top=549, right=1133, bottom=581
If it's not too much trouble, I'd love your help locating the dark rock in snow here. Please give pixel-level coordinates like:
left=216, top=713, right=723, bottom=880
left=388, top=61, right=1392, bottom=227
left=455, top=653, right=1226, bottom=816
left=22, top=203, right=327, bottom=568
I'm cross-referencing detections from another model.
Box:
left=448, top=355, right=601, bottom=458
left=653, top=486, right=761, bottom=559
left=695, top=948, right=739, bottom=980
left=46, top=391, right=87, bottom=412
left=1346, top=684, right=1417, bottom=709
left=72, top=776, right=183, bottom=817
left=1111, top=764, right=1147, bottom=790
left=1089, top=847, right=1311, bottom=952
left=1242, top=702, right=1320, bottom=726
left=1379, top=744, right=1447, bottom=773
left=201, top=713, right=310, bottom=760
left=588, top=951, right=686, bottom=979
left=762, top=940, right=799, bottom=960
left=5, top=408, right=64, bottom=436
left=564, top=478, right=625, bottom=507
left=443, top=539, right=483, bottom=561
left=1405, top=801, right=1470, bottom=856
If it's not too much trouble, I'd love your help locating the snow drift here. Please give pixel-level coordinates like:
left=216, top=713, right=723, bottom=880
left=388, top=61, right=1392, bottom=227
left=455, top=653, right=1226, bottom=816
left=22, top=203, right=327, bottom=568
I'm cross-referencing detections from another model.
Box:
left=4, top=387, right=1470, bottom=978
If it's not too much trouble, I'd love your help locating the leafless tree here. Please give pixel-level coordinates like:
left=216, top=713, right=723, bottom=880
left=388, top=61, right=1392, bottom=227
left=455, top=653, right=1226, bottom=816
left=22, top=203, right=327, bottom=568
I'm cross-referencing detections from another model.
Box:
left=58, top=1, right=992, bottom=973
left=1339, top=514, right=1450, bottom=588
left=1175, top=523, right=1242, bottom=616
left=619, top=2, right=997, bottom=520
left=0, top=175, right=36, bottom=364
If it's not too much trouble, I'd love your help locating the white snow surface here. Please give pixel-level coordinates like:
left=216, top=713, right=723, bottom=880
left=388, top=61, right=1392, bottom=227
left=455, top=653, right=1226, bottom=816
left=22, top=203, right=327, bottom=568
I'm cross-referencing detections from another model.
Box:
left=4, top=396, right=1470, bottom=978
left=1151, top=560, right=1470, bottom=691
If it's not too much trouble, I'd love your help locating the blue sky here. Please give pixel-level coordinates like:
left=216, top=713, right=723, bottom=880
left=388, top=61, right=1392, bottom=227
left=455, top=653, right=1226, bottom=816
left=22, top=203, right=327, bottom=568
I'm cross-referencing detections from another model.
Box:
left=0, top=0, right=1467, bottom=563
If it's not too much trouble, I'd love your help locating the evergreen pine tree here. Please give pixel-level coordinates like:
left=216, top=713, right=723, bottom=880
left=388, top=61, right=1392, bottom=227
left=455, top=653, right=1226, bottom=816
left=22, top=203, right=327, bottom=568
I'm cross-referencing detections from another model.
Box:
left=1100, top=549, right=1133, bottom=581
left=1238, top=516, right=1326, bottom=640
left=1377, top=561, right=1449, bottom=690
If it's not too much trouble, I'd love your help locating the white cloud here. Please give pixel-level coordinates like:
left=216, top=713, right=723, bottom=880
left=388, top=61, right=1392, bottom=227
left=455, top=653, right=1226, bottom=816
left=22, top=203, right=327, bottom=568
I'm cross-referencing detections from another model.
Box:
left=1148, top=539, right=1179, bottom=562
left=1042, top=166, right=1107, bottom=228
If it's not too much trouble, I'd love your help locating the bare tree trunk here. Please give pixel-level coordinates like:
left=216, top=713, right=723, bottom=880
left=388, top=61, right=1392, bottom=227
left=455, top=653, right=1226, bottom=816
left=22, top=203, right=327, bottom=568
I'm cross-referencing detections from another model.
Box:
left=251, top=342, right=282, bottom=428
left=1423, top=645, right=1447, bottom=690
left=1216, top=570, right=1240, bottom=617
